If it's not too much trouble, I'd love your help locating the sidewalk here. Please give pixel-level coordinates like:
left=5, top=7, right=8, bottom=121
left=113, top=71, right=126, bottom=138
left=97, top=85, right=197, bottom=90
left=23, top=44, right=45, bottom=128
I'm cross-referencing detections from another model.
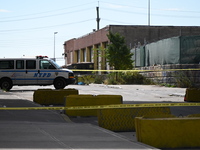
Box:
left=0, top=90, right=157, bottom=150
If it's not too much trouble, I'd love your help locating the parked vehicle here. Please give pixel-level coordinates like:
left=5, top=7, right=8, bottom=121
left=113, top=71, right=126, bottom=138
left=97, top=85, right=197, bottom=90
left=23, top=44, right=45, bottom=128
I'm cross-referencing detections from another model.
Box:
left=0, top=56, right=75, bottom=91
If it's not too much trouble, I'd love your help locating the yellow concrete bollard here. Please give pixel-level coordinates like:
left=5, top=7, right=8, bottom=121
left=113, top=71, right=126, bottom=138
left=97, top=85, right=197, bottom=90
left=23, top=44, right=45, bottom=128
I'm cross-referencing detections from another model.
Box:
left=33, top=88, right=79, bottom=105
left=65, top=95, right=123, bottom=116
left=97, top=107, right=171, bottom=131
left=135, top=116, right=200, bottom=149
left=184, top=88, right=200, bottom=102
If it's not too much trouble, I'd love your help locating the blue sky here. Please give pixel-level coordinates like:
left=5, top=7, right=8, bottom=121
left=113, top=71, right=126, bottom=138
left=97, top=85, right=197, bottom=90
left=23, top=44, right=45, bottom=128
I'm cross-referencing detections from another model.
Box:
left=1, top=0, right=200, bottom=65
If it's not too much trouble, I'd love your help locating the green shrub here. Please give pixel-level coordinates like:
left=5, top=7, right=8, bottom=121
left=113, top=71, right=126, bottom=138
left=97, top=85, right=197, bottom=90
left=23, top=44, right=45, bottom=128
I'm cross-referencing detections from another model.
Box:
left=76, top=72, right=151, bottom=85
left=105, top=72, right=152, bottom=85
left=122, top=72, right=145, bottom=84
left=173, top=71, right=195, bottom=88
left=77, top=75, right=95, bottom=85
left=77, top=74, right=106, bottom=85
left=94, top=75, right=107, bottom=84
left=105, top=72, right=124, bottom=85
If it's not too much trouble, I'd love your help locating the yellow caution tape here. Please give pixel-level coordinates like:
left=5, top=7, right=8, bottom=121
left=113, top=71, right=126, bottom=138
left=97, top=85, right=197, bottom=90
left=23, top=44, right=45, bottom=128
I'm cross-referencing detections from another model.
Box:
left=68, top=103, right=200, bottom=110
left=0, top=103, right=200, bottom=110
left=71, top=68, right=200, bottom=72
left=0, top=107, right=64, bottom=110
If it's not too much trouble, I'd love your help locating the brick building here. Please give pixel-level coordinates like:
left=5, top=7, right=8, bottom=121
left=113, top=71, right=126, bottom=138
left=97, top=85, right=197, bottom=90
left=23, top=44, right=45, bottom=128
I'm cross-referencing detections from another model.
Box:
left=63, top=25, right=200, bottom=70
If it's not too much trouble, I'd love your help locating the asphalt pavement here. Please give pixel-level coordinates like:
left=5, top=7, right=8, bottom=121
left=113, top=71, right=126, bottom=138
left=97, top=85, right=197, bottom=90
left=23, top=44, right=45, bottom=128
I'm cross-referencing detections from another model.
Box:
left=0, top=84, right=199, bottom=150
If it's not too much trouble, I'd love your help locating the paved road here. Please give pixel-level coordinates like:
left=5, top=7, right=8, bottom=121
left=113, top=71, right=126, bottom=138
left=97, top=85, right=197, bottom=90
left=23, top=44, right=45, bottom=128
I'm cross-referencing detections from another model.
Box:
left=0, top=84, right=199, bottom=150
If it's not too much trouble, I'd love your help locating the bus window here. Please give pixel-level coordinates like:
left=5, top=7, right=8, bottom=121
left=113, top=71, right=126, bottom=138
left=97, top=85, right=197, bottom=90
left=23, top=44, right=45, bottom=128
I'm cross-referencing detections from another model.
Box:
left=40, top=60, right=55, bottom=69
left=0, top=60, right=14, bottom=69
left=16, top=60, right=24, bottom=69
left=26, top=60, right=36, bottom=69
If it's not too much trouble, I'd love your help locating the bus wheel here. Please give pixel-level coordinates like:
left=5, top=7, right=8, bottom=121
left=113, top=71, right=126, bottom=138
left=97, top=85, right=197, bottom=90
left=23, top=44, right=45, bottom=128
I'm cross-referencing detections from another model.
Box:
left=53, top=78, right=66, bottom=89
left=0, top=78, right=13, bottom=91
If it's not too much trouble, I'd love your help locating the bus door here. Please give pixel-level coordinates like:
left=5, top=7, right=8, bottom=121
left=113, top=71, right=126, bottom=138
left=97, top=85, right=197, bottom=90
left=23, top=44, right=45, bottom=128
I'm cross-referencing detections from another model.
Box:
left=25, top=60, right=38, bottom=84
left=14, top=60, right=26, bottom=84
left=37, top=59, right=56, bottom=84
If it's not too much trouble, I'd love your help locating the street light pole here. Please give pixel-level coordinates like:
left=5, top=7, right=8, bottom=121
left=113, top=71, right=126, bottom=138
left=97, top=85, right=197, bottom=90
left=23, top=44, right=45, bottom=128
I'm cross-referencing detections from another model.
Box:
left=148, top=0, right=150, bottom=26
left=54, top=32, right=58, bottom=61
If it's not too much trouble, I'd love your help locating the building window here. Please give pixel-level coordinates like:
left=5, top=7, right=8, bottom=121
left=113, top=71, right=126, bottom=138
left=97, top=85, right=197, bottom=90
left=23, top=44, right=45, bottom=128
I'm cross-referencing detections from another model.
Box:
left=77, top=50, right=80, bottom=63
left=96, top=44, right=101, bottom=69
left=82, top=48, right=86, bottom=62
left=88, top=46, right=93, bottom=62
left=70, top=51, right=73, bottom=64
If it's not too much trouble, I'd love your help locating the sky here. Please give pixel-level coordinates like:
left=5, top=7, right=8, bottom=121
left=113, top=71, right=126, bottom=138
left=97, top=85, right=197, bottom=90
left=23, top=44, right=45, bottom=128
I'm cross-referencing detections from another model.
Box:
left=1, top=0, right=200, bottom=65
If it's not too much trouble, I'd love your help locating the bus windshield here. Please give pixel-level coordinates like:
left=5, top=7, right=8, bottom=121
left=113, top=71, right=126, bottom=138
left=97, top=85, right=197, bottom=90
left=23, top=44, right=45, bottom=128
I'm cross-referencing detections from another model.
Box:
left=49, top=59, right=61, bottom=69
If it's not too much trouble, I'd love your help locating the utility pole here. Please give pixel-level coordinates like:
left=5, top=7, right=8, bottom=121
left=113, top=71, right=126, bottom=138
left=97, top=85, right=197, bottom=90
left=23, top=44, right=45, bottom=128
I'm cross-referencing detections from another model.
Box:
left=96, top=6, right=100, bottom=30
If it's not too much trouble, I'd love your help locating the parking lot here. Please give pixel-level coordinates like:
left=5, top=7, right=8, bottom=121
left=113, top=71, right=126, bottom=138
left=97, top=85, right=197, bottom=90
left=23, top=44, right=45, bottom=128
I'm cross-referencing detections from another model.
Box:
left=10, top=84, right=186, bottom=102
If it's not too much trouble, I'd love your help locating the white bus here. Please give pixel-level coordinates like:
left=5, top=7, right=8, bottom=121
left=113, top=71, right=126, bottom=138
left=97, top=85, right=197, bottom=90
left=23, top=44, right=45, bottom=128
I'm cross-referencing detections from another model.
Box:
left=0, top=56, right=75, bottom=91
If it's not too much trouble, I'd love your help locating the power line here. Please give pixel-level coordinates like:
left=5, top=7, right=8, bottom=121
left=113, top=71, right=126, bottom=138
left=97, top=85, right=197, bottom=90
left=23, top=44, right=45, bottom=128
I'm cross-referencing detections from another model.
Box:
left=0, top=19, right=95, bottom=33
left=102, top=18, right=133, bottom=25
left=101, top=7, right=200, bottom=19
left=0, top=2, right=96, bottom=20
left=100, top=1, right=200, bottom=14
left=100, top=1, right=146, bottom=10
left=0, top=7, right=94, bottom=23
